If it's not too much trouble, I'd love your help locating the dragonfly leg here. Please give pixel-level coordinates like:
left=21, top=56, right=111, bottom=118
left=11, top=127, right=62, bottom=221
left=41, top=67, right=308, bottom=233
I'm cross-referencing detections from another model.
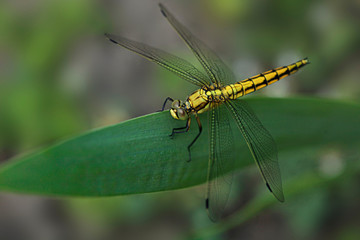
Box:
left=186, top=114, right=202, bottom=162
left=169, top=117, right=191, bottom=138
left=158, top=97, right=174, bottom=112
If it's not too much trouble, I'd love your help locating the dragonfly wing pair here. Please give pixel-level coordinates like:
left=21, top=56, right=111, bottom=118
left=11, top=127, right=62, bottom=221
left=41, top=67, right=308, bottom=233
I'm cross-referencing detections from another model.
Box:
left=158, top=3, right=236, bottom=86
left=104, top=33, right=209, bottom=87
left=225, top=100, right=284, bottom=202
left=106, top=3, right=284, bottom=221
left=207, top=99, right=284, bottom=221
left=207, top=105, right=235, bottom=221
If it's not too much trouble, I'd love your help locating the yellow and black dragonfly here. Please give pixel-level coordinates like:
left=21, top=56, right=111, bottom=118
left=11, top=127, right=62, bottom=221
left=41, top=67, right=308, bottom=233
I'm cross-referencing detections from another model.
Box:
left=105, top=3, right=309, bottom=221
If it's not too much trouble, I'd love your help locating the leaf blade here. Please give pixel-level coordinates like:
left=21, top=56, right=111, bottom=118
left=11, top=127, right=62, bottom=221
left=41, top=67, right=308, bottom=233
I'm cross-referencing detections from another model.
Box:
left=0, top=97, right=359, bottom=196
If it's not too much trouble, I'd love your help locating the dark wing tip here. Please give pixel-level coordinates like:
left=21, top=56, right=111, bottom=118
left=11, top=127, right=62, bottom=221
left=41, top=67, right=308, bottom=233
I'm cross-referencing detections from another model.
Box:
left=266, top=182, right=285, bottom=202
left=205, top=198, right=221, bottom=222
left=158, top=3, right=167, bottom=17
left=266, top=182, right=273, bottom=193
left=205, top=198, right=209, bottom=209
left=104, top=33, right=118, bottom=45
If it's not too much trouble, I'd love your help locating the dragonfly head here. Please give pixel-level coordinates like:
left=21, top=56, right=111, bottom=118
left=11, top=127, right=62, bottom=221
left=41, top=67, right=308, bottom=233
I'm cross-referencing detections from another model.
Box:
left=170, top=100, right=189, bottom=120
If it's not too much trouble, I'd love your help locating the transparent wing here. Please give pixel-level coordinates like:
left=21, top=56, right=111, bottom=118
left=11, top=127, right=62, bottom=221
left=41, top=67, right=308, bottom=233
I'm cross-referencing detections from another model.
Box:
left=206, top=104, right=236, bottom=222
left=225, top=100, right=284, bottom=202
left=159, top=4, right=236, bottom=86
left=105, top=33, right=210, bottom=87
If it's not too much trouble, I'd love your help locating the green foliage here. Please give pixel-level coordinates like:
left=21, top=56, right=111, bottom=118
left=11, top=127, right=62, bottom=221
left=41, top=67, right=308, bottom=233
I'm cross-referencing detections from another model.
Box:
left=0, top=97, right=359, bottom=198
left=1, top=0, right=360, bottom=238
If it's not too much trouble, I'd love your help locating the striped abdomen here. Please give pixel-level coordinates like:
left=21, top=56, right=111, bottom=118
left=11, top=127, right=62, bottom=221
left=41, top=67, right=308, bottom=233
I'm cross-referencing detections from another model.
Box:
left=222, top=58, right=309, bottom=99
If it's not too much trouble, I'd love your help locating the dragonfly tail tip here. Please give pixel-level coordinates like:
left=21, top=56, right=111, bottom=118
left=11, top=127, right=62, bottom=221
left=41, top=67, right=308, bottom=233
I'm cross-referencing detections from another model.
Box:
left=304, top=57, right=310, bottom=64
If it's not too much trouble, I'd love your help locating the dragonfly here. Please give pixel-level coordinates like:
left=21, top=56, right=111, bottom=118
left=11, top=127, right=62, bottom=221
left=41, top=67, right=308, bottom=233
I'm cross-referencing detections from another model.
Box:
left=105, top=3, right=309, bottom=221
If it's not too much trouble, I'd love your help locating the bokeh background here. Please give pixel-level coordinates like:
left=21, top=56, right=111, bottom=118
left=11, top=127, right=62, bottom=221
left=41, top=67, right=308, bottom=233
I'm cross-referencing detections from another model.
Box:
left=1, top=0, right=360, bottom=239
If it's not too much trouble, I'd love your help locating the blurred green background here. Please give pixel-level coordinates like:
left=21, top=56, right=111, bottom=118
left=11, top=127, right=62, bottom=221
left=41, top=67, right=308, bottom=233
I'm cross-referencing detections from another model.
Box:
left=0, top=0, right=359, bottom=239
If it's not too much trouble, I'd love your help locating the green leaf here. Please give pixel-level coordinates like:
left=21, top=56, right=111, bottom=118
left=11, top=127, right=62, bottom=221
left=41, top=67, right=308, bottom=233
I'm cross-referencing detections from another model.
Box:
left=0, top=97, right=359, bottom=196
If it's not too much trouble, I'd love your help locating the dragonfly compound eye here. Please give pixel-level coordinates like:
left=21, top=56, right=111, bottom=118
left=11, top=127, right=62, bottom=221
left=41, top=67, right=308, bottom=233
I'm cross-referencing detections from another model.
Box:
left=171, top=100, right=181, bottom=108
left=177, top=108, right=188, bottom=120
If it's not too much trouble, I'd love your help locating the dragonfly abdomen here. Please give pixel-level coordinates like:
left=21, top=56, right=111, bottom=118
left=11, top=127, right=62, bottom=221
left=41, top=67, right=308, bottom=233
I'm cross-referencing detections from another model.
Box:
left=226, top=58, right=309, bottom=99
